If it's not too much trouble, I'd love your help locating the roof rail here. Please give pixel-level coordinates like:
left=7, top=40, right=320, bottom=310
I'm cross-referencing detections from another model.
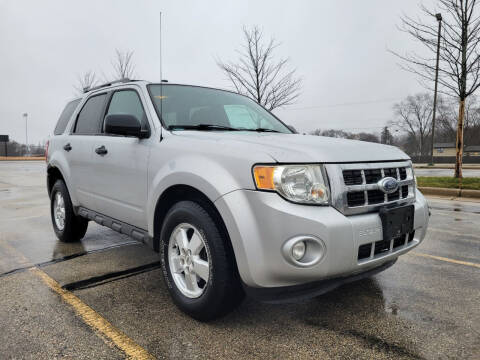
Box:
left=83, top=78, right=132, bottom=93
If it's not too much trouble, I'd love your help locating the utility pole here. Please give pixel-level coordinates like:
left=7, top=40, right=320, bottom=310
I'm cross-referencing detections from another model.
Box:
left=23, top=113, right=28, bottom=156
left=429, top=13, right=442, bottom=166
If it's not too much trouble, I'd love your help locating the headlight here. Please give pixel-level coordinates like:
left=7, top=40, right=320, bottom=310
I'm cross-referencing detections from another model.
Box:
left=253, top=164, right=329, bottom=205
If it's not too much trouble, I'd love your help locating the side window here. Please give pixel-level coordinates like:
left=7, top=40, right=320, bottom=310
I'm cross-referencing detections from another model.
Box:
left=54, top=99, right=81, bottom=135
left=74, top=94, right=107, bottom=134
left=105, top=90, right=148, bottom=130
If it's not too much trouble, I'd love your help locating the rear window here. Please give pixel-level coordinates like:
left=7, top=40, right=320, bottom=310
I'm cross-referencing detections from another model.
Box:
left=54, top=99, right=81, bottom=135
left=74, top=94, right=107, bottom=135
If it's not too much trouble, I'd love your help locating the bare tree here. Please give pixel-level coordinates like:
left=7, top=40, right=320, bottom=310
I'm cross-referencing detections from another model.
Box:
left=74, top=70, right=98, bottom=94
left=112, top=49, right=136, bottom=80
left=391, top=93, right=434, bottom=156
left=312, top=129, right=350, bottom=138
left=217, top=26, right=301, bottom=111
left=392, top=0, right=480, bottom=177
left=437, top=95, right=480, bottom=143
left=310, top=129, right=380, bottom=143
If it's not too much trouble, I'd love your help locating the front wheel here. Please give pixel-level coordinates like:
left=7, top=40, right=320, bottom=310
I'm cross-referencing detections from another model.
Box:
left=160, top=201, right=244, bottom=321
left=50, top=180, right=88, bottom=242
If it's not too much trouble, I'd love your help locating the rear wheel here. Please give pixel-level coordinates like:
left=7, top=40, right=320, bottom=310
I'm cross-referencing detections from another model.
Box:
left=50, top=180, right=88, bottom=242
left=160, top=200, right=244, bottom=321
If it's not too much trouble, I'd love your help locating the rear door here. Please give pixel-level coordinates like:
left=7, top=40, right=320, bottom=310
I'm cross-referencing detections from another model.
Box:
left=67, top=93, right=108, bottom=211
left=90, top=88, right=151, bottom=229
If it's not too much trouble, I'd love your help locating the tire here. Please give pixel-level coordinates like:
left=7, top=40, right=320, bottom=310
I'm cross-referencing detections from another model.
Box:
left=50, top=180, right=88, bottom=242
left=160, top=200, right=244, bottom=321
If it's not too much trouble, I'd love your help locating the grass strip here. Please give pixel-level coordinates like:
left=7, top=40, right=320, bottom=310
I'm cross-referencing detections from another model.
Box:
left=417, top=176, right=480, bottom=190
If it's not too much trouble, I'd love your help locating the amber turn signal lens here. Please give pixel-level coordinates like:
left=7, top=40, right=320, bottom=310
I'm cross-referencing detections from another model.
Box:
left=253, top=166, right=275, bottom=190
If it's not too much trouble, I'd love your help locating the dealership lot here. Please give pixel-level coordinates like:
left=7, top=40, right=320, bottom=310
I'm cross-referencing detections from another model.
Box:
left=0, top=161, right=479, bottom=359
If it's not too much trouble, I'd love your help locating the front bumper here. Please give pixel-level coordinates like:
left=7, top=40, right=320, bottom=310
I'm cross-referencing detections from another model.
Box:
left=214, top=189, right=429, bottom=289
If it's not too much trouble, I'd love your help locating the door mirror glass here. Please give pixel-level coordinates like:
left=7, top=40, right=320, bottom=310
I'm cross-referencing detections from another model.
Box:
left=104, top=114, right=144, bottom=137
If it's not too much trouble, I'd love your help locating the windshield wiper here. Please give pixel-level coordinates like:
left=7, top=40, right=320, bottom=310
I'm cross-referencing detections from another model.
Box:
left=167, top=124, right=240, bottom=131
left=167, top=124, right=281, bottom=133
left=243, top=128, right=281, bottom=133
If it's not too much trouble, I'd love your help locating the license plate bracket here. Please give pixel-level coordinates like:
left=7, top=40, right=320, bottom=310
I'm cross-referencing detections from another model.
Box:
left=379, top=205, right=414, bottom=241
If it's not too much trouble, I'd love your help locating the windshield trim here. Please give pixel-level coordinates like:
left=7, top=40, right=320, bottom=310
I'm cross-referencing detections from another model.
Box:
left=146, top=83, right=294, bottom=134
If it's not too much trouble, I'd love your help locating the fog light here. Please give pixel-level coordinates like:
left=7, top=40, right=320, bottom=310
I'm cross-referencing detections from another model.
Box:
left=292, top=241, right=306, bottom=260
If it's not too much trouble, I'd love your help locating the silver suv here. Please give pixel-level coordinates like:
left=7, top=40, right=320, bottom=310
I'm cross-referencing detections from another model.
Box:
left=46, top=79, right=429, bottom=320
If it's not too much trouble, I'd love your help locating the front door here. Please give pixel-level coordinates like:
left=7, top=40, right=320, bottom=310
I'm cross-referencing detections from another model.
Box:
left=90, top=89, right=151, bottom=229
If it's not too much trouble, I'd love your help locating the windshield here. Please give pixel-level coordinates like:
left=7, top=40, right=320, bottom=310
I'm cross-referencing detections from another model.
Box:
left=148, top=84, right=292, bottom=133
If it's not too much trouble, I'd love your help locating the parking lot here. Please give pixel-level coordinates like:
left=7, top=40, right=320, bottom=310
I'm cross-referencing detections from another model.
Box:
left=1, top=161, right=479, bottom=359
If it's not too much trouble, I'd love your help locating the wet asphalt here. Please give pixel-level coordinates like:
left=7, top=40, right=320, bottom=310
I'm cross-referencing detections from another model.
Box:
left=0, top=161, right=479, bottom=359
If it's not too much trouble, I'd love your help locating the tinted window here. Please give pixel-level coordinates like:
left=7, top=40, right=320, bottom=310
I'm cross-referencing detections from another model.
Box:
left=105, top=90, right=147, bottom=130
left=54, top=99, right=81, bottom=135
left=74, top=94, right=107, bottom=134
left=148, top=85, right=292, bottom=133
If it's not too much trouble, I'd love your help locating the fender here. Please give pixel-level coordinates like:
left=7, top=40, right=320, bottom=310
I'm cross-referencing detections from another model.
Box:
left=146, top=153, right=258, bottom=236
left=48, top=151, right=78, bottom=207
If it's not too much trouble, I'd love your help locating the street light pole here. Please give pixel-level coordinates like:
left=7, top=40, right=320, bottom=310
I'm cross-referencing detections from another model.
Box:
left=23, top=113, right=28, bottom=156
left=429, top=13, right=442, bottom=166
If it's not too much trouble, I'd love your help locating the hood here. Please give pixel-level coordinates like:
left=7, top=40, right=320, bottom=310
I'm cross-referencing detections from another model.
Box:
left=172, top=131, right=410, bottom=163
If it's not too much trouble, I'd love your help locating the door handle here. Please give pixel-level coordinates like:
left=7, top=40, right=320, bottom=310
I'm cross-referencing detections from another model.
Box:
left=63, top=143, right=72, bottom=152
left=95, top=145, right=108, bottom=155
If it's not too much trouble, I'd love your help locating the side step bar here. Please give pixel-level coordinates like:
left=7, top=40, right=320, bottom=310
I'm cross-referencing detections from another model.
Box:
left=77, top=207, right=155, bottom=250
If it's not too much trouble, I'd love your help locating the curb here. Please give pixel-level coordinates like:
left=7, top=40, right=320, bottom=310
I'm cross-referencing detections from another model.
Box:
left=0, top=157, right=45, bottom=161
left=419, top=186, right=480, bottom=199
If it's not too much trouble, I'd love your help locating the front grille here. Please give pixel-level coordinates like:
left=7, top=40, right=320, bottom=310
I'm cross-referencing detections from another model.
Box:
left=347, top=191, right=365, bottom=207
left=364, top=169, right=382, bottom=183
left=388, top=189, right=400, bottom=202
left=326, top=161, right=416, bottom=215
left=346, top=188, right=405, bottom=207
left=383, top=168, right=397, bottom=178
left=343, top=170, right=362, bottom=185
left=357, top=231, right=416, bottom=262
left=368, top=190, right=385, bottom=205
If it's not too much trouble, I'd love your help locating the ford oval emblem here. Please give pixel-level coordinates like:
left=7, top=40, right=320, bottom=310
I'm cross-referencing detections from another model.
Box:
left=378, top=177, right=399, bottom=194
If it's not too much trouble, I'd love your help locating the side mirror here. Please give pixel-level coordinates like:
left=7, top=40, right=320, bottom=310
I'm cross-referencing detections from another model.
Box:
left=104, top=114, right=147, bottom=138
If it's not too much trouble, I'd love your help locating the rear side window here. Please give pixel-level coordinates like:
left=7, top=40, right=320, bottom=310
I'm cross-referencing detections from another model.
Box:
left=54, top=99, right=81, bottom=135
left=74, top=94, right=107, bottom=134
left=105, top=90, right=148, bottom=130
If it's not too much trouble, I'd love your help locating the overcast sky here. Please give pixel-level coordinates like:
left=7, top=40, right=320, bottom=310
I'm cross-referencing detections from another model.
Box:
left=0, top=0, right=437, bottom=144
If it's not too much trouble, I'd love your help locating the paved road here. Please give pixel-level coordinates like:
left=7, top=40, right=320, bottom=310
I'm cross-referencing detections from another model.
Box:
left=1, top=161, right=479, bottom=359
left=415, top=168, right=480, bottom=177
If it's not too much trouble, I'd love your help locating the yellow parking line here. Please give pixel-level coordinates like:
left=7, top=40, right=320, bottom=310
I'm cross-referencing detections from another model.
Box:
left=0, top=238, right=154, bottom=358
left=31, top=267, right=155, bottom=360
left=412, top=252, right=480, bottom=269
